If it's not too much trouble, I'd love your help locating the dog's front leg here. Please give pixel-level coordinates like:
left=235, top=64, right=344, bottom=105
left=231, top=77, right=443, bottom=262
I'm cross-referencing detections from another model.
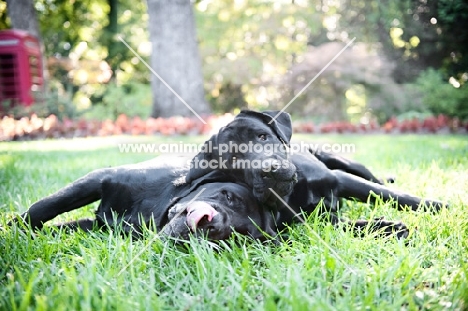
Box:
left=314, top=151, right=389, bottom=184
left=11, top=168, right=109, bottom=229
left=333, top=170, right=445, bottom=211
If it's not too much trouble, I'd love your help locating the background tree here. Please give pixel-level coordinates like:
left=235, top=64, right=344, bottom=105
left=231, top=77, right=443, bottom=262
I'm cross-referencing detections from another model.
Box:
left=5, top=0, right=40, bottom=38
left=4, top=0, right=47, bottom=83
left=334, top=0, right=468, bottom=82
left=102, top=0, right=118, bottom=82
left=146, top=0, right=210, bottom=118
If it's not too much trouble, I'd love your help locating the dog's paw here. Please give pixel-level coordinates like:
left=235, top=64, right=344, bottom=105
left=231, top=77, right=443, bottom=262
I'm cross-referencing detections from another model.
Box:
left=350, top=218, right=408, bottom=239
left=372, top=217, right=409, bottom=239
left=4, top=214, right=38, bottom=239
left=420, top=200, right=449, bottom=213
left=403, top=200, right=448, bottom=213
left=7, top=214, right=26, bottom=227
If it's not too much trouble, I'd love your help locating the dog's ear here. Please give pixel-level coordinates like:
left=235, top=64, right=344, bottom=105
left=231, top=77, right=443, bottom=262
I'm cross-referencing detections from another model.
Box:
left=239, top=110, right=292, bottom=146
left=185, top=134, right=218, bottom=183
left=262, top=110, right=292, bottom=145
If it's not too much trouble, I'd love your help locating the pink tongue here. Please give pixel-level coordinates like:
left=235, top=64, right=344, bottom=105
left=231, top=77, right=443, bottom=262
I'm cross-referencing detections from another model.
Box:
left=186, top=201, right=219, bottom=231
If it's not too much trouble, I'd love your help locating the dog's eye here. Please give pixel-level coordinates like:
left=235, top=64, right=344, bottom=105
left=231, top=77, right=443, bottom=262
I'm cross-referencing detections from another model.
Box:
left=222, top=190, right=233, bottom=203
left=258, top=134, right=267, bottom=141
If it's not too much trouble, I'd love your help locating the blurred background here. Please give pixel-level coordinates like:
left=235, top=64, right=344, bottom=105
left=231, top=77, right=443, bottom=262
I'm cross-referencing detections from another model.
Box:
left=0, top=0, right=467, bottom=131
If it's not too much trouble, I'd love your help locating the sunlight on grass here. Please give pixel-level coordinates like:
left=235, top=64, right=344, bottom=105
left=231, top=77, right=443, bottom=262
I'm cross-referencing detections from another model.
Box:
left=0, top=135, right=205, bottom=152
left=0, top=134, right=467, bottom=310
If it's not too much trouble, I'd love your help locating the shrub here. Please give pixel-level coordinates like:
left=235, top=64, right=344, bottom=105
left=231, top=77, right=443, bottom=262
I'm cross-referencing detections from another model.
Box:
left=415, top=69, right=468, bottom=121
left=83, top=82, right=152, bottom=121
left=3, top=85, right=79, bottom=120
left=206, top=82, right=248, bottom=114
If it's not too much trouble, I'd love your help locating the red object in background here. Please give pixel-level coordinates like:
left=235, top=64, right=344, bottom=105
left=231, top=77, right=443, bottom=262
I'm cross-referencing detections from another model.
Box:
left=0, top=30, right=44, bottom=108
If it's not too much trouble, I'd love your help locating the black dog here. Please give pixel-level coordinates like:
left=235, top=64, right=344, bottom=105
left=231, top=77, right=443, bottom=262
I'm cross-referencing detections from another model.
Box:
left=186, top=110, right=446, bottom=238
left=186, top=110, right=392, bottom=205
left=186, top=110, right=298, bottom=205
left=10, top=157, right=277, bottom=241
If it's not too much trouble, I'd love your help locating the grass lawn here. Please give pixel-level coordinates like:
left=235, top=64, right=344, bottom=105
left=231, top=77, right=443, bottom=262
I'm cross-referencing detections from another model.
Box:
left=0, top=134, right=467, bottom=310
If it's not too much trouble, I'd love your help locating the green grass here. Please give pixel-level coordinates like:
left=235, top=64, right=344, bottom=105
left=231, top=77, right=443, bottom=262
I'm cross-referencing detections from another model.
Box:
left=1, top=134, right=467, bottom=310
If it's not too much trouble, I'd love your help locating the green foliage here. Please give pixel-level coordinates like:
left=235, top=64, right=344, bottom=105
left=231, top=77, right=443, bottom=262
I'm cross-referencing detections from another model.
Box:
left=415, top=69, right=468, bottom=120
left=34, top=0, right=148, bottom=67
left=436, top=0, right=468, bottom=79
left=195, top=1, right=323, bottom=108
left=32, top=0, right=150, bottom=117
left=335, top=0, right=468, bottom=83
left=1, top=135, right=467, bottom=309
left=207, top=82, right=248, bottom=113
left=35, top=0, right=107, bottom=58
left=2, top=82, right=151, bottom=121
left=3, top=0, right=467, bottom=119
left=83, top=82, right=151, bottom=120
left=0, top=0, right=8, bottom=30
left=364, top=84, right=410, bottom=124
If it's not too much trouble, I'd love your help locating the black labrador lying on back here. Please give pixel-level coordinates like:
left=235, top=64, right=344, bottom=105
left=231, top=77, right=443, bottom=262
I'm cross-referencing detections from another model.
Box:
left=9, top=110, right=445, bottom=241
left=10, top=157, right=278, bottom=241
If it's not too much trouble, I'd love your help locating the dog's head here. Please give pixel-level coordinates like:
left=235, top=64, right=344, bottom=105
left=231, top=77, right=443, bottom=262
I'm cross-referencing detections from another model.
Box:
left=160, top=182, right=277, bottom=241
left=186, top=110, right=297, bottom=203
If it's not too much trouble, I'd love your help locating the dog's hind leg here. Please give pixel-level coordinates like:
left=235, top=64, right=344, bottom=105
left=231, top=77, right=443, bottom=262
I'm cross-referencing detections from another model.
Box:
left=55, top=218, right=99, bottom=232
left=10, top=168, right=110, bottom=229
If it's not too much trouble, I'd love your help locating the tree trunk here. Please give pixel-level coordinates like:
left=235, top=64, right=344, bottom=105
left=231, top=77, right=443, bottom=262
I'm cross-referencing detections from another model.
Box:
left=5, top=0, right=40, bottom=39
left=6, top=0, right=48, bottom=86
left=103, top=0, right=119, bottom=81
left=146, top=0, right=210, bottom=118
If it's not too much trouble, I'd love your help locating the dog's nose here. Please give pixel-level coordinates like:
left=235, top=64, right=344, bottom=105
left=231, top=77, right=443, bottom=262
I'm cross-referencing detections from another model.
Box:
left=186, top=202, right=219, bottom=231
left=263, top=158, right=281, bottom=173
